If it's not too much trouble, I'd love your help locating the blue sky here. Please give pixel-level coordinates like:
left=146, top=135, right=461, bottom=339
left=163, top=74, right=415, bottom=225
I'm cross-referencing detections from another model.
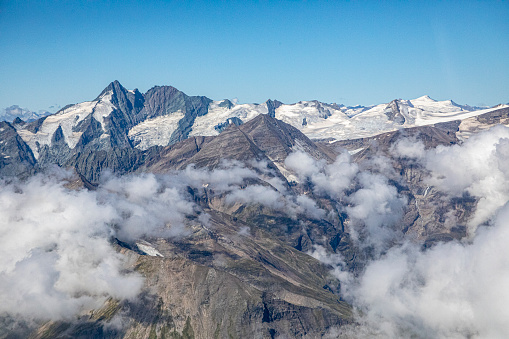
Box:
left=0, top=0, right=508, bottom=111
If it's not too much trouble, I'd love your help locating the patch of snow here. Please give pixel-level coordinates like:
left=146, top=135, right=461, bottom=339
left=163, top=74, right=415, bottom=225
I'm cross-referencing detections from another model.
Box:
left=128, top=111, right=185, bottom=150
left=423, top=186, right=431, bottom=197
left=348, top=147, right=364, bottom=155
left=456, top=106, right=509, bottom=141
left=276, top=101, right=348, bottom=129
left=413, top=105, right=508, bottom=126
left=136, top=242, right=164, bottom=257
left=17, top=91, right=115, bottom=158
left=189, top=101, right=267, bottom=137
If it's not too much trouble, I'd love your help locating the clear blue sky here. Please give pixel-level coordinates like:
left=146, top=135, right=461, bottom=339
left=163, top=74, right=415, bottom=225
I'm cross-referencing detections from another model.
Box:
left=1, top=0, right=508, bottom=111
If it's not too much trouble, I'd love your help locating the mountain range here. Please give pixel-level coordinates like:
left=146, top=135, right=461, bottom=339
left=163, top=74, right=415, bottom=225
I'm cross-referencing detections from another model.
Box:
left=1, top=81, right=509, bottom=338
left=2, top=80, right=506, bottom=182
left=0, top=105, right=53, bottom=123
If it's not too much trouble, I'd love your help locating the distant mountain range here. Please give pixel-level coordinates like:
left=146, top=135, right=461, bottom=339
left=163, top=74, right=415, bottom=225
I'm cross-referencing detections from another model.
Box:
left=0, top=105, right=54, bottom=122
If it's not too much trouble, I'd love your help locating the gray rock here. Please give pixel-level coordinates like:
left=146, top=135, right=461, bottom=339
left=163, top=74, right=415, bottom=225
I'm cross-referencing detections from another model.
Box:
left=0, top=121, right=36, bottom=178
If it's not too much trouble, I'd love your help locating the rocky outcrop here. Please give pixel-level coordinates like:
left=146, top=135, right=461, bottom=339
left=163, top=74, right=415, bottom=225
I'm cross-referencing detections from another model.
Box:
left=384, top=99, right=406, bottom=125
left=265, top=99, right=283, bottom=118
left=214, top=117, right=243, bottom=133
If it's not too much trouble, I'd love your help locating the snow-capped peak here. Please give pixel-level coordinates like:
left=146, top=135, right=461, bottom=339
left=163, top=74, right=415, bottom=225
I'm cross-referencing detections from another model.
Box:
left=413, top=95, right=436, bottom=102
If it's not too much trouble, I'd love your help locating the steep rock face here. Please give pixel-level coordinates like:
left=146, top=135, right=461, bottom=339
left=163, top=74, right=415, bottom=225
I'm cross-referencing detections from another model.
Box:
left=139, top=86, right=212, bottom=145
left=141, top=136, right=213, bottom=173
left=71, top=80, right=144, bottom=150
left=95, top=80, right=145, bottom=127
left=384, top=99, right=406, bottom=125
left=265, top=99, right=283, bottom=118
left=213, top=117, right=243, bottom=133
left=0, top=121, right=36, bottom=177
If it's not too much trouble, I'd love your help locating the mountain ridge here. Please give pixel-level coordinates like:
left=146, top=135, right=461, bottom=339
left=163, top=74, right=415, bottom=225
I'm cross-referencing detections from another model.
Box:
left=11, top=81, right=507, bottom=156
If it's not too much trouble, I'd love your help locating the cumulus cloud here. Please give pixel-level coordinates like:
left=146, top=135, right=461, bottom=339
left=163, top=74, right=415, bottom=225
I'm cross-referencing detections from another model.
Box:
left=99, top=173, right=197, bottom=241
left=0, top=168, right=211, bottom=322
left=182, top=161, right=259, bottom=191
left=182, top=160, right=328, bottom=220
left=425, top=125, right=509, bottom=232
left=285, top=150, right=406, bottom=251
left=225, top=184, right=285, bottom=209
left=285, top=151, right=358, bottom=198
left=390, top=137, right=426, bottom=160
left=334, top=200, right=509, bottom=339
left=0, top=158, right=334, bottom=322
left=346, top=172, right=407, bottom=252
left=0, top=173, right=144, bottom=321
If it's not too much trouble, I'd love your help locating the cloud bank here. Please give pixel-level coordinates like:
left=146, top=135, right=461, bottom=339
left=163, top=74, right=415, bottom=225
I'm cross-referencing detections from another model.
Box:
left=0, top=174, right=143, bottom=321
left=0, top=160, right=329, bottom=322
left=0, top=169, right=206, bottom=321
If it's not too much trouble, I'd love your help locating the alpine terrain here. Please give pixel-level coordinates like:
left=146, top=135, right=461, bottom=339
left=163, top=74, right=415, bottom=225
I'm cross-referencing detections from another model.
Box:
left=1, top=81, right=508, bottom=338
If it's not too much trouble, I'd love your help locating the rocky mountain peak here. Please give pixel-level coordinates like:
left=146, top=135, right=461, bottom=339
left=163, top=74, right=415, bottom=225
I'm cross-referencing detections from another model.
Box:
left=385, top=99, right=406, bottom=125
left=265, top=99, right=283, bottom=117
left=95, top=80, right=126, bottom=100
left=239, top=113, right=331, bottom=163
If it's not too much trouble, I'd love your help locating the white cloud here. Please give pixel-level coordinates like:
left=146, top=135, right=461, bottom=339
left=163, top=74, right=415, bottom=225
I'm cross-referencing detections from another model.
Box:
left=225, top=184, right=285, bottom=209
left=337, top=200, right=509, bottom=338
left=0, top=173, right=143, bottom=321
left=346, top=172, right=407, bottom=252
left=390, top=137, right=426, bottom=160
left=285, top=150, right=406, bottom=250
left=285, top=151, right=358, bottom=199
left=425, top=125, right=509, bottom=232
